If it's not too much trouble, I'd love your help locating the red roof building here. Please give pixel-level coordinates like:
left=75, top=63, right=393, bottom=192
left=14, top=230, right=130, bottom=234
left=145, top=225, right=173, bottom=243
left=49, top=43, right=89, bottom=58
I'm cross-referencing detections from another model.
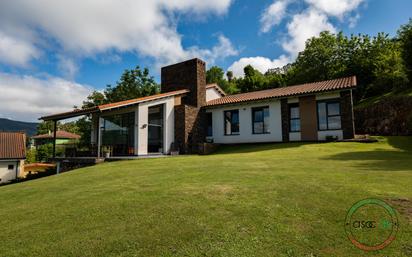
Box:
left=0, top=132, right=26, bottom=183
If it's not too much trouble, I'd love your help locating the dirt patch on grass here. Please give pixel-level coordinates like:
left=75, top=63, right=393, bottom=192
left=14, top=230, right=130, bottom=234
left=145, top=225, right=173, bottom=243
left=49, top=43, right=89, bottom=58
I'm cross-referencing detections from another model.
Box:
left=387, top=198, right=412, bottom=222
left=178, top=184, right=235, bottom=199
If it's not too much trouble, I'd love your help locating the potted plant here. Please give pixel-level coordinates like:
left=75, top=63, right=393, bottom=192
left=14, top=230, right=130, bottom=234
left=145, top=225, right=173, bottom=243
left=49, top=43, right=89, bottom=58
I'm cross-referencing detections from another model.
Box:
left=102, top=147, right=111, bottom=158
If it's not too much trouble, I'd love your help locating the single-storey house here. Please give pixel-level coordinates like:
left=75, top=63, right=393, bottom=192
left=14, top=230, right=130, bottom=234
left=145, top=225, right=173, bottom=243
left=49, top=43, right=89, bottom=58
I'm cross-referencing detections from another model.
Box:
left=41, top=58, right=356, bottom=157
left=0, top=132, right=26, bottom=183
left=31, top=130, right=80, bottom=148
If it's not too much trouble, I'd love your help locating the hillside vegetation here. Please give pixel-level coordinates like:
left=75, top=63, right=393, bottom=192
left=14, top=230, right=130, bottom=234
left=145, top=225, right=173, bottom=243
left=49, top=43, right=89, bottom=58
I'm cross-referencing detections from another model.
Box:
left=0, top=118, right=38, bottom=136
left=0, top=137, right=411, bottom=257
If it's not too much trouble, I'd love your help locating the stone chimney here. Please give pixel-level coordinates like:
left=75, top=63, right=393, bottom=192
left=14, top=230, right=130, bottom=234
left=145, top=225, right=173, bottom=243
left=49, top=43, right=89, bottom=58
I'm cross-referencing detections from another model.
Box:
left=160, top=58, right=207, bottom=154
left=161, top=58, right=206, bottom=107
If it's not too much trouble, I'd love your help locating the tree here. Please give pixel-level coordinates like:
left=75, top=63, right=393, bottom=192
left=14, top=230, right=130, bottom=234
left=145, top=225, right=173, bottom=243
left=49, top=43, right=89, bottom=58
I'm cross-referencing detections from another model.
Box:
left=397, top=18, right=412, bottom=83
left=36, top=144, right=53, bottom=162
left=82, top=91, right=106, bottom=109
left=226, top=71, right=233, bottom=82
left=288, top=31, right=408, bottom=101
left=206, top=66, right=231, bottom=92
left=36, top=121, right=59, bottom=135
left=206, top=66, right=225, bottom=84
left=59, top=121, right=80, bottom=134
left=236, top=65, right=286, bottom=93
left=76, top=117, right=92, bottom=147
left=104, top=66, right=159, bottom=103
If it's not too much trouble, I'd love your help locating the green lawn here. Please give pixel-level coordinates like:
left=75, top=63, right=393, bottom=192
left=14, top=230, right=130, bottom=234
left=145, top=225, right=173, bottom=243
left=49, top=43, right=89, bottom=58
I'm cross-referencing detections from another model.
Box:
left=1, top=137, right=411, bottom=257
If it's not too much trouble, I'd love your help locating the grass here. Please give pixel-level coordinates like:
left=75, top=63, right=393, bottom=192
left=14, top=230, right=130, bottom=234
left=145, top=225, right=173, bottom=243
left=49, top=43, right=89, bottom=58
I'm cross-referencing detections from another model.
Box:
left=0, top=137, right=412, bottom=257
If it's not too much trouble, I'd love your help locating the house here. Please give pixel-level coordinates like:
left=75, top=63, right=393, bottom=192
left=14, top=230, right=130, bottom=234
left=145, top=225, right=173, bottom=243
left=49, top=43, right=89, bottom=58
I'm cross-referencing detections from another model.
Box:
left=0, top=132, right=26, bottom=183
left=40, top=58, right=356, bottom=158
left=31, top=130, right=80, bottom=148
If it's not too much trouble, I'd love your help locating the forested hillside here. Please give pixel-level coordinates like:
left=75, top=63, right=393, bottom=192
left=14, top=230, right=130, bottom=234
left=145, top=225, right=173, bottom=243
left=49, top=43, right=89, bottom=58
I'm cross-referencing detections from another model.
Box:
left=0, top=118, right=38, bottom=136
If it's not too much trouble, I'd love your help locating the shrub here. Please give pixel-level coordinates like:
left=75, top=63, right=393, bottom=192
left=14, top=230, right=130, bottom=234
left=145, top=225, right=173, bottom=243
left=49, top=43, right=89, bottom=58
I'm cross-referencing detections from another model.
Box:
left=26, top=148, right=37, bottom=164
left=407, top=112, right=412, bottom=135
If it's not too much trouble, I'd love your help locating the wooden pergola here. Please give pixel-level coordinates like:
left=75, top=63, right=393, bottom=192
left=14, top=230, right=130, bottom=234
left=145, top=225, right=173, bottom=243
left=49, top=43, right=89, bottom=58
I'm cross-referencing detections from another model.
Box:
left=40, top=107, right=99, bottom=158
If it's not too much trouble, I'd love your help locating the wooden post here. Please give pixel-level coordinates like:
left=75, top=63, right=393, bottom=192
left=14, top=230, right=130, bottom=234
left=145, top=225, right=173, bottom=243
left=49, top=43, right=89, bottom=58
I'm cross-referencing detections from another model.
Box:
left=56, top=162, right=60, bottom=174
left=52, top=120, right=57, bottom=158
left=97, top=117, right=102, bottom=158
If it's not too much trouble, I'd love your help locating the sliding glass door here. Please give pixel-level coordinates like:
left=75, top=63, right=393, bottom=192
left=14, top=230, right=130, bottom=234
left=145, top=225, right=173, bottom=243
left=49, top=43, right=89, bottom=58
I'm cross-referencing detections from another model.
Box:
left=148, top=105, right=164, bottom=153
left=102, top=112, right=135, bottom=156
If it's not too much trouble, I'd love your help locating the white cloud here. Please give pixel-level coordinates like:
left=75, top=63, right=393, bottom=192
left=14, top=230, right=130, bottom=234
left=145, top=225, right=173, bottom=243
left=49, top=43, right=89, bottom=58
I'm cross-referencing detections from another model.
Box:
left=228, top=55, right=291, bottom=77
left=348, top=13, right=361, bottom=28
left=229, top=0, right=364, bottom=78
left=0, top=73, right=92, bottom=121
left=0, top=0, right=234, bottom=67
left=57, top=56, right=79, bottom=80
left=282, top=8, right=336, bottom=57
left=305, top=0, right=364, bottom=19
left=189, top=35, right=239, bottom=66
left=0, top=31, right=39, bottom=67
left=260, top=0, right=291, bottom=33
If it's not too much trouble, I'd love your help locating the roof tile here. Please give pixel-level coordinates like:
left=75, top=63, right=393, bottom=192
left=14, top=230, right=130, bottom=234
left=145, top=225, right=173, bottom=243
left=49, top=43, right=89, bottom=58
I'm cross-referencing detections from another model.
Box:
left=32, top=130, right=81, bottom=140
left=0, top=132, right=26, bottom=159
left=206, top=76, right=356, bottom=107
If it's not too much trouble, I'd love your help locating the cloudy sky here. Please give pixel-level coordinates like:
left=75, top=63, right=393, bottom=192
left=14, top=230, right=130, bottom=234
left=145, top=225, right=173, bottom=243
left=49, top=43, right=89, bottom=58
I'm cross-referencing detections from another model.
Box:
left=0, top=0, right=411, bottom=121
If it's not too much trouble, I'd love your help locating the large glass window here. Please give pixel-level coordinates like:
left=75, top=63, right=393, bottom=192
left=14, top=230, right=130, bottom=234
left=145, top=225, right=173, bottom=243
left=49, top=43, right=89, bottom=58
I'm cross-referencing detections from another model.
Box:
left=102, top=112, right=135, bottom=156
left=224, top=110, right=240, bottom=135
left=252, top=106, right=270, bottom=134
left=289, top=104, right=300, bottom=132
left=317, top=101, right=342, bottom=130
left=206, top=113, right=213, bottom=137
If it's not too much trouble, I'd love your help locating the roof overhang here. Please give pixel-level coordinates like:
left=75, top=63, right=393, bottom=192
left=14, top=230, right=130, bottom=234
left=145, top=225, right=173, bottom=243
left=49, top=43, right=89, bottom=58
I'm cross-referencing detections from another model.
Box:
left=40, top=89, right=189, bottom=121
left=206, top=83, right=226, bottom=96
left=204, top=76, right=357, bottom=108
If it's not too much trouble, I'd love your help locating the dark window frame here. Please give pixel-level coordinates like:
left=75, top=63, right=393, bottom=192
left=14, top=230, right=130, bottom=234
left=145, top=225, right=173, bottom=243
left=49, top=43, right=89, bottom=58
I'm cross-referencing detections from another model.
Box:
left=289, top=103, right=301, bottom=132
left=224, top=109, right=240, bottom=136
left=317, top=99, right=342, bottom=131
left=8, top=164, right=14, bottom=170
left=252, top=106, right=270, bottom=135
left=206, top=112, right=213, bottom=137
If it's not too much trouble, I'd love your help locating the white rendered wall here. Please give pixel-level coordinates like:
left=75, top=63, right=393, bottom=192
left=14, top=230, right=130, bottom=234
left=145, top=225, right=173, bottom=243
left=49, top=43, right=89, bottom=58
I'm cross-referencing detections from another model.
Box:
left=137, top=97, right=175, bottom=155
left=0, top=161, right=18, bottom=183
left=318, top=130, right=343, bottom=140
left=289, top=132, right=301, bottom=141
left=206, top=100, right=283, bottom=144
left=206, top=87, right=223, bottom=101
left=137, top=102, right=149, bottom=155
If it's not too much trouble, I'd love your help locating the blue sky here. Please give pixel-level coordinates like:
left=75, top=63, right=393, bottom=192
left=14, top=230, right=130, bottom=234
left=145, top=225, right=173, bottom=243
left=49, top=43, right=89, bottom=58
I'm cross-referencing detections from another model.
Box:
left=0, top=0, right=411, bottom=121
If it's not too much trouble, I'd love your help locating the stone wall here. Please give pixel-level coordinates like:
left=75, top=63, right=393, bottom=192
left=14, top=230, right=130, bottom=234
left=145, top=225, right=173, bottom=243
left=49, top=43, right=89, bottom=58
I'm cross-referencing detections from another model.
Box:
left=355, top=96, right=412, bottom=135
left=340, top=90, right=355, bottom=139
left=161, top=58, right=207, bottom=153
left=161, top=58, right=206, bottom=107
left=281, top=99, right=290, bottom=142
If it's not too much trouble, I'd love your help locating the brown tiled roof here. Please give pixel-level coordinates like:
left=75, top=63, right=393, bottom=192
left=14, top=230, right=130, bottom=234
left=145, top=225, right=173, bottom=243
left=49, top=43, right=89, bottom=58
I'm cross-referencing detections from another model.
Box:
left=0, top=132, right=26, bottom=159
left=206, top=76, right=357, bottom=107
left=32, top=130, right=81, bottom=140
left=41, top=89, right=189, bottom=121
left=206, top=83, right=226, bottom=96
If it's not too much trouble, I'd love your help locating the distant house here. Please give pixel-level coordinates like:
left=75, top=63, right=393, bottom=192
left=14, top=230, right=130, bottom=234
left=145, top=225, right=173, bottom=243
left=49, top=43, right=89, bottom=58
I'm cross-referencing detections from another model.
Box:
left=0, top=132, right=26, bottom=183
left=31, top=130, right=80, bottom=148
left=40, top=58, right=357, bottom=158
